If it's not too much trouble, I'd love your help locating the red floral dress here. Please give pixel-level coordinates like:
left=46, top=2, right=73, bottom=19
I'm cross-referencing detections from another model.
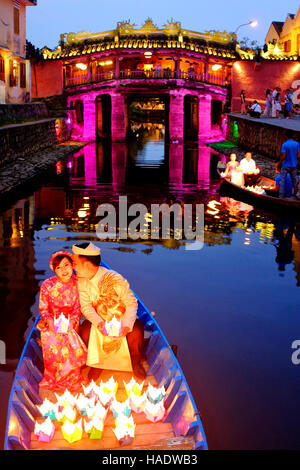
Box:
left=38, top=276, right=87, bottom=392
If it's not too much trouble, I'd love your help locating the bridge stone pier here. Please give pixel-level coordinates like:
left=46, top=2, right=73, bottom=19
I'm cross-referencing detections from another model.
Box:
left=67, top=79, right=225, bottom=143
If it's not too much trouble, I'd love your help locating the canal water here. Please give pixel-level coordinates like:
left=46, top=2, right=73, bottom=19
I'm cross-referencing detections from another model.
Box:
left=1, top=125, right=300, bottom=450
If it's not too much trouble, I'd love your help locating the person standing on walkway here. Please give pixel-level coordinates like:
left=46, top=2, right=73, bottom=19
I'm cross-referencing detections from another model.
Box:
left=265, top=89, right=272, bottom=117
left=240, top=90, right=246, bottom=114
left=275, top=129, right=300, bottom=198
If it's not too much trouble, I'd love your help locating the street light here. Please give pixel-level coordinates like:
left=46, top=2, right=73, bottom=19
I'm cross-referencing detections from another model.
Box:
left=234, top=20, right=258, bottom=36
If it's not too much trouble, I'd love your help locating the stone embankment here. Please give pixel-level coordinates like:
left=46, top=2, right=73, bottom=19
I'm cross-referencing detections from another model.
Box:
left=0, top=102, right=86, bottom=201
left=226, top=113, right=300, bottom=160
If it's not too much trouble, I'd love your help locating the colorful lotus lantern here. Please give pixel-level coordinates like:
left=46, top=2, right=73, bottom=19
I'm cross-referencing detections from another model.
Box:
left=61, top=418, right=83, bottom=443
left=144, top=400, right=165, bottom=423
left=86, top=401, right=108, bottom=421
left=37, top=398, right=58, bottom=421
left=124, top=378, right=144, bottom=397
left=82, top=379, right=101, bottom=400
left=54, top=312, right=70, bottom=333
left=98, top=377, right=118, bottom=407
left=57, top=403, right=77, bottom=424
left=84, top=416, right=104, bottom=439
left=34, top=417, right=55, bottom=442
left=113, top=416, right=135, bottom=446
left=129, top=391, right=147, bottom=414
left=147, top=384, right=165, bottom=404
left=104, top=316, right=122, bottom=337
left=76, top=394, right=95, bottom=417
left=55, top=389, right=77, bottom=410
left=110, top=399, right=131, bottom=419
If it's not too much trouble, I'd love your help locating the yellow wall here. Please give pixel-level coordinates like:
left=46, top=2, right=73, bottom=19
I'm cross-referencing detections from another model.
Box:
left=0, top=0, right=31, bottom=103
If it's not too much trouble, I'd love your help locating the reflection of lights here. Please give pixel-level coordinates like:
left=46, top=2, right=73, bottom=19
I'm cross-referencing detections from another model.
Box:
left=207, top=200, right=221, bottom=216
left=78, top=209, right=87, bottom=218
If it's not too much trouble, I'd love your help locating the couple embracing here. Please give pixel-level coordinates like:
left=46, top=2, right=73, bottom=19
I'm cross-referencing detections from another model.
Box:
left=38, top=242, right=145, bottom=393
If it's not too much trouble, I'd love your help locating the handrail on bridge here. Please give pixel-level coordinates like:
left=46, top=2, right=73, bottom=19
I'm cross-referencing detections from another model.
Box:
left=64, top=69, right=229, bottom=88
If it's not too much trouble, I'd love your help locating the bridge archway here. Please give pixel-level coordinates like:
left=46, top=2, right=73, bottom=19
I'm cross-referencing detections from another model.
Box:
left=96, top=94, right=111, bottom=139
left=184, top=95, right=199, bottom=141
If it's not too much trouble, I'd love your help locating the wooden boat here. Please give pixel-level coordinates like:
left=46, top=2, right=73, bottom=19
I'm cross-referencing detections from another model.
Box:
left=219, top=174, right=300, bottom=215
left=4, top=261, right=207, bottom=451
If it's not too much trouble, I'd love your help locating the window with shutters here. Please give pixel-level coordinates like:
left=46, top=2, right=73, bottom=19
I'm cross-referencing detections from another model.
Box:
left=14, top=7, right=20, bottom=35
left=9, top=60, right=18, bottom=87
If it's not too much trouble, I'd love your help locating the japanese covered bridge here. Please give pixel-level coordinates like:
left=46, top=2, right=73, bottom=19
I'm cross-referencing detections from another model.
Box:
left=34, top=19, right=239, bottom=142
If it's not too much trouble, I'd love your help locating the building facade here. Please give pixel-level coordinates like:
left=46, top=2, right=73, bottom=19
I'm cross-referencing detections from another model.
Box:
left=0, top=0, right=36, bottom=104
left=265, top=8, right=300, bottom=55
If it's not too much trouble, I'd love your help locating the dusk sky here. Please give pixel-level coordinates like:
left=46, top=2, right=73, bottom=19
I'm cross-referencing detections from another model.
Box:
left=27, top=1, right=300, bottom=50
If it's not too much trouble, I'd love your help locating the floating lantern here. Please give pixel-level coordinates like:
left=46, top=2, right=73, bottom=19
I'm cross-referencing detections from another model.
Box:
left=76, top=394, right=95, bottom=417
left=97, top=377, right=118, bottom=407
left=86, top=401, right=108, bottom=421
left=113, top=416, right=135, bottom=446
left=84, top=417, right=104, bottom=439
left=54, top=312, right=70, bottom=333
left=124, top=378, right=144, bottom=397
left=110, top=399, right=131, bottom=419
left=104, top=316, right=122, bottom=337
left=57, top=404, right=77, bottom=424
left=37, top=398, right=58, bottom=421
left=147, top=384, right=165, bottom=404
left=129, top=391, right=147, bottom=414
left=55, top=389, right=77, bottom=410
left=61, top=418, right=83, bottom=443
left=144, top=400, right=165, bottom=423
left=82, top=380, right=101, bottom=400
left=34, top=417, right=55, bottom=442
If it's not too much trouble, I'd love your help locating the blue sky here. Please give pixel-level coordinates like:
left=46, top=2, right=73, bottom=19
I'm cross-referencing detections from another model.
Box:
left=27, top=0, right=300, bottom=50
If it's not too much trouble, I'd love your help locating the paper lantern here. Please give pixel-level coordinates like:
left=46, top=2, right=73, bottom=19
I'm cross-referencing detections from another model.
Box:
left=129, top=392, right=147, bottom=414
left=104, top=316, right=122, bottom=337
left=147, top=384, right=165, bottom=404
left=124, top=378, right=144, bottom=397
left=97, top=377, right=118, bottom=407
left=86, top=401, right=108, bottom=421
left=84, top=417, right=104, bottom=439
left=61, top=419, right=83, bottom=443
left=34, top=417, right=55, bottom=442
left=113, top=416, right=135, bottom=446
left=82, top=380, right=101, bottom=400
left=144, top=400, right=165, bottom=423
left=110, top=399, right=131, bottom=419
left=76, top=394, right=95, bottom=416
left=37, top=398, right=58, bottom=421
left=55, top=389, right=77, bottom=410
left=54, top=312, right=70, bottom=333
left=57, top=404, right=77, bottom=424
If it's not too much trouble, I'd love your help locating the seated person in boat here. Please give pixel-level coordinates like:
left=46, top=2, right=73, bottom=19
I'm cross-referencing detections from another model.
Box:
left=248, top=101, right=262, bottom=118
left=72, top=242, right=146, bottom=380
left=38, top=251, right=87, bottom=392
left=221, top=153, right=240, bottom=178
left=240, top=152, right=261, bottom=186
left=274, top=164, right=293, bottom=198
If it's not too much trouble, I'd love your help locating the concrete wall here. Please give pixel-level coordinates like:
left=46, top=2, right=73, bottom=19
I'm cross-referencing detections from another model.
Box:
left=0, top=102, right=48, bottom=122
left=231, top=60, right=300, bottom=112
left=0, top=118, right=69, bottom=166
left=31, top=60, right=63, bottom=98
left=226, top=113, right=300, bottom=159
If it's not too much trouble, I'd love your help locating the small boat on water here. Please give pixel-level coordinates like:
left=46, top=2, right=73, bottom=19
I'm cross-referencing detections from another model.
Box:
left=4, top=261, right=207, bottom=451
left=219, top=174, right=300, bottom=215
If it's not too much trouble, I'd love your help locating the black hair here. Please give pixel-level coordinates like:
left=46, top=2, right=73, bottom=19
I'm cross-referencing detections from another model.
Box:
left=74, top=243, right=101, bottom=267
left=52, top=254, right=73, bottom=271
left=286, top=129, right=294, bottom=139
